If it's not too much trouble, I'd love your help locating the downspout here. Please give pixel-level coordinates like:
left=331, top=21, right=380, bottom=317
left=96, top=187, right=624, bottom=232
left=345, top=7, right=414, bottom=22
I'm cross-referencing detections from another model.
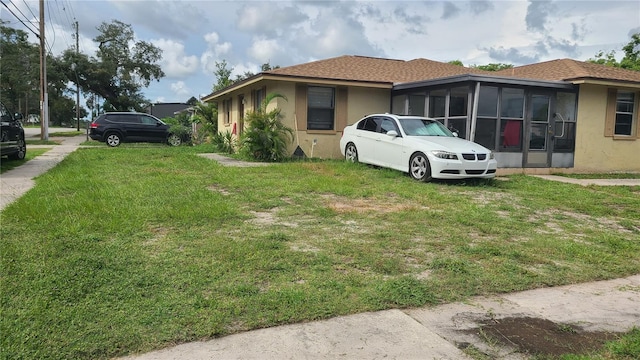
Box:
left=470, top=82, right=480, bottom=142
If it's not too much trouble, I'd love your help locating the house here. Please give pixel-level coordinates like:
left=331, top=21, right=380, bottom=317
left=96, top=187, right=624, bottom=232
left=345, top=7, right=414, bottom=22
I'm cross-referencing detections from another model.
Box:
left=202, top=55, right=640, bottom=173
left=146, top=102, right=191, bottom=120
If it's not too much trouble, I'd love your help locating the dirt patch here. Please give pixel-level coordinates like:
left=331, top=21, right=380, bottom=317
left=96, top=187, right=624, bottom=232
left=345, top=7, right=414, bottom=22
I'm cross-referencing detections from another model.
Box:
left=320, top=193, right=421, bottom=213
left=469, top=316, right=619, bottom=357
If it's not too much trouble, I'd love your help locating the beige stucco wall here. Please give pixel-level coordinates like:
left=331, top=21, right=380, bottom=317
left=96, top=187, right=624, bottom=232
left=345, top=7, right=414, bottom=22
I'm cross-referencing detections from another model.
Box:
left=574, top=84, right=640, bottom=172
left=216, top=81, right=391, bottom=159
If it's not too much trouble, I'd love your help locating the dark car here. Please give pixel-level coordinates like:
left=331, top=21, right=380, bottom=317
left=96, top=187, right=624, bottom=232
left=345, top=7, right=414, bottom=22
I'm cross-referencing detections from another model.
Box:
left=89, top=112, right=183, bottom=147
left=0, top=101, right=27, bottom=160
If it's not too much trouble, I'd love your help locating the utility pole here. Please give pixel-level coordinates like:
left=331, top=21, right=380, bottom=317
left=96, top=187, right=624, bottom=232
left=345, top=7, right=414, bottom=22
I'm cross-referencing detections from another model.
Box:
left=75, top=21, right=80, bottom=131
left=39, top=0, right=49, bottom=140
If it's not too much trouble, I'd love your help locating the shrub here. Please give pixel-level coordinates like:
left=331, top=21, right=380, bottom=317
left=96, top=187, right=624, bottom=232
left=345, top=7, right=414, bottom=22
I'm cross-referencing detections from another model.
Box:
left=239, top=93, right=294, bottom=162
left=212, top=131, right=235, bottom=154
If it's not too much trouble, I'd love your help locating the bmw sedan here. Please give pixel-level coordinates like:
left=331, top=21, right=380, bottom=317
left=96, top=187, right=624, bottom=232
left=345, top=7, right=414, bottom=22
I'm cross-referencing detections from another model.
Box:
left=339, top=114, right=497, bottom=181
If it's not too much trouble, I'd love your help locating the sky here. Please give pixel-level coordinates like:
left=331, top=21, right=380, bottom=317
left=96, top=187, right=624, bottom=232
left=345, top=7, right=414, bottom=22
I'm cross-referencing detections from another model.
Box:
left=2, top=0, right=640, bottom=105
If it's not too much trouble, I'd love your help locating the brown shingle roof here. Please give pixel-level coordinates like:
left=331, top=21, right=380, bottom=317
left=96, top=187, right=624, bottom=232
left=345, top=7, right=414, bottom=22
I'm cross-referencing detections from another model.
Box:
left=265, top=55, right=490, bottom=84
left=495, top=58, right=640, bottom=83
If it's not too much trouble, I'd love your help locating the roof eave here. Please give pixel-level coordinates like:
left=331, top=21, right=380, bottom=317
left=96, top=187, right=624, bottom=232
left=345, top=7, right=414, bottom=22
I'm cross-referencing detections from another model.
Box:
left=393, top=74, right=575, bottom=91
left=567, top=77, right=640, bottom=88
left=202, top=73, right=393, bottom=102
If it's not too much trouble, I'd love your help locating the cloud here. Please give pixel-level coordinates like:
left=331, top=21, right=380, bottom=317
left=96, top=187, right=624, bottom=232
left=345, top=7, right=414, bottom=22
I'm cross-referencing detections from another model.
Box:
left=441, top=1, right=461, bottom=20
left=201, top=32, right=233, bottom=74
left=153, top=39, right=199, bottom=78
left=110, top=0, right=207, bottom=39
left=571, top=19, right=587, bottom=42
left=469, top=0, right=494, bottom=15
left=393, top=6, right=429, bottom=35
left=248, top=38, right=283, bottom=64
left=295, top=5, right=383, bottom=60
left=170, top=81, right=191, bottom=98
left=236, top=3, right=308, bottom=37
left=484, top=46, right=540, bottom=64
left=525, top=0, right=556, bottom=32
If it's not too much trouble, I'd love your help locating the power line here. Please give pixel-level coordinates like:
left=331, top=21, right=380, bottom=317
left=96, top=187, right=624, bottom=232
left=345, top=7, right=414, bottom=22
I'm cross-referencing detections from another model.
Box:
left=0, top=0, right=39, bottom=37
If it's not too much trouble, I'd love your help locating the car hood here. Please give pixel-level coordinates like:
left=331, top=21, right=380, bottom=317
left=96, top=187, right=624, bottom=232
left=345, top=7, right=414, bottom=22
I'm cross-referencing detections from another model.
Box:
left=408, top=136, right=491, bottom=153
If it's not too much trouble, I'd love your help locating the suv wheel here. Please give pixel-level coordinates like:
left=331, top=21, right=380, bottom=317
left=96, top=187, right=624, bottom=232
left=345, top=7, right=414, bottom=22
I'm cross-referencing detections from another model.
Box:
left=105, top=133, right=121, bottom=147
left=8, top=138, right=26, bottom=160
left=167, top=134, right=182, bottom=146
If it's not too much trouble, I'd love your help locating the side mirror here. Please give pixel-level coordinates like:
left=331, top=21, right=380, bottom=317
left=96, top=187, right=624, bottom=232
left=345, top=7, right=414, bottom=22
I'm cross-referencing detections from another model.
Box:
left=14, top=113, right=23, bottom=121
left=386, top=130, right=398, bottom=137
left=452, top=132, right=459, bottom=137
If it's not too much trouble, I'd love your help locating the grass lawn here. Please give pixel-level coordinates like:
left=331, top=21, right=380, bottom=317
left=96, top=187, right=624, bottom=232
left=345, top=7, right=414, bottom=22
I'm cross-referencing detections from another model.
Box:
left=1, top=146, right=639, bottom=359
left=0, top=148, right=51, bottom=174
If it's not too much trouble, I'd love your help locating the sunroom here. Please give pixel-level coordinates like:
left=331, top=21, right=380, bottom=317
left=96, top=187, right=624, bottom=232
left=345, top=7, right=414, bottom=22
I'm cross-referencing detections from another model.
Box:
left=391, top=75, right=578, bottom=169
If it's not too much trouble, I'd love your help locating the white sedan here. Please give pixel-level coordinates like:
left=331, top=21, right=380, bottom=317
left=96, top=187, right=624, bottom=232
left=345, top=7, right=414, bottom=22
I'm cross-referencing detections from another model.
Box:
left=339, top=114, right=498, bottom=181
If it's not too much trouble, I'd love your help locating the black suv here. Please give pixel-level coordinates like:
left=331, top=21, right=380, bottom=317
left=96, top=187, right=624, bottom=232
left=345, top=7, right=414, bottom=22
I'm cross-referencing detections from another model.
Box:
left=0, top=101, right=26, bottom=160
left=89, top=112, right=183, bottom=147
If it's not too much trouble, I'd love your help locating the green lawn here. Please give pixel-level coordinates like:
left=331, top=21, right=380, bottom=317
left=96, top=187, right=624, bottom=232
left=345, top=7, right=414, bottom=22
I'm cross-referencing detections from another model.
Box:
left=1, top=146, right=639, bottom=359
left=0, top=148, right=51, bottom=174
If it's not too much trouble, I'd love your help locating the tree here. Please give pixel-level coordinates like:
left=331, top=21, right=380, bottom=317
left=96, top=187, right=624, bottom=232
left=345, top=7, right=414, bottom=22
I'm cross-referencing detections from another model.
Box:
left=58, top=20, right=165, bottom=112
left=620, top=33, right=640, bottom=71
left=473, top=63, right=514, bottom=71
left=212, top=60, right=234, bottom=92
left=0, top=24, right=40, bottom=117
left=589, top=33, right=640, bottom=71
left=239, top=93, right=294, bottom=162
left=448, top=60, right=464, bottom=66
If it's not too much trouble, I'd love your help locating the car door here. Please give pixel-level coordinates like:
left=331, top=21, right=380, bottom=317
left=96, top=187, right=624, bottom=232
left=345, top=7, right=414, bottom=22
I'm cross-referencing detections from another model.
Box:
left=0, top=102, right=19, bottom=155
left=354, top=116, right=382, bottom=165
left=376, top=116, right=405, bottom=170
left=138, top=114, right=169, bottom=143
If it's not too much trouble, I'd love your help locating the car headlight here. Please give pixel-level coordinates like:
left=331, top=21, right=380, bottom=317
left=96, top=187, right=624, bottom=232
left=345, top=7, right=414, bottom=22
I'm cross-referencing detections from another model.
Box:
left=431, top=150, right=458, bottom=160
left=489, top=151, right=495, bottom=160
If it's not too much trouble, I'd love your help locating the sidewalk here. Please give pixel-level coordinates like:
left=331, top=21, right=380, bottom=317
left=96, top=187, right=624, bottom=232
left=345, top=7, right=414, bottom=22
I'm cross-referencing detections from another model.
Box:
left=120, top=274, right=640, bottom=360
left=0, top=134, right=85, bottom=212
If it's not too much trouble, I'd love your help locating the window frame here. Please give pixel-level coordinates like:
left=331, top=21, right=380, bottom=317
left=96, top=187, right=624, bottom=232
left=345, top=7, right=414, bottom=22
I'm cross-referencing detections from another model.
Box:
left=306, top=86, right=335, bottom=131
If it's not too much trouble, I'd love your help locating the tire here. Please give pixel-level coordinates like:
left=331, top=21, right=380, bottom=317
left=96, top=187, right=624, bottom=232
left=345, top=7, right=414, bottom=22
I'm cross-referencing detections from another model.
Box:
left=409, top=152, right=432, bottom=182
left=105, top=133, right=121, bottom=147
left=345, top=142, right=358, bottom=162
left=8, top=137, right=26, bottom=160
left=167, top=134, right=182, bottom=146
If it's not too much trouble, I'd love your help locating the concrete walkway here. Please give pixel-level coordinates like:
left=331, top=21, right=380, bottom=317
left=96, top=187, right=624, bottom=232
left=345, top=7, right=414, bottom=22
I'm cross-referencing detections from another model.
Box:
left=120, top=275, right=640, bottom=360
left=0, top=134, right=85, bottom=212
left=532, top=174, right=640, bottom=186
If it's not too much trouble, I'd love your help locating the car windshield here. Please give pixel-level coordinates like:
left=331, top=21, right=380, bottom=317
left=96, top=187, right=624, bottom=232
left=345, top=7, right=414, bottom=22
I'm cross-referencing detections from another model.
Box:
left=399, top=118, right=455, bottom=137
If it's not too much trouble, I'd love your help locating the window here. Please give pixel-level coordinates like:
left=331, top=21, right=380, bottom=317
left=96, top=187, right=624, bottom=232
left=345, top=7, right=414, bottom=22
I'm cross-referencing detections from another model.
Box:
left=478, top=86, right=498, bottom=117
left=428, top=89, right=446, bottom=118
left=408, top=95, right=425, bottom=116
left=392, top=95, right=407, bottom=114
left=616, top=91, right=635, bottom=136
left=307, top=86, right=334, bottom=130
left=501, top=88, right=524, bottom=118
left=449, top=87, right=468, bottom=117
left=380, top=117, right=398, bottom=134
left=254, top=87, right=265, bottom=110
left=223, top=98, right=232, bottom=124
left=606, top=89, right=638, bottom=138
left=140, top=115, right=159, bottom=125
left=554, top=92, right=577, bottom=152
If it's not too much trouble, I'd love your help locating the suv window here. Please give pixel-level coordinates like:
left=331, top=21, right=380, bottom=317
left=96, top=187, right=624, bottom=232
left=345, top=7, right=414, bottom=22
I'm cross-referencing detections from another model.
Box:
left=107, top=114, right=141, bottom=124
left=140, top=115, right=159, bottom=125
left=1, top=102, right=13, bottom=122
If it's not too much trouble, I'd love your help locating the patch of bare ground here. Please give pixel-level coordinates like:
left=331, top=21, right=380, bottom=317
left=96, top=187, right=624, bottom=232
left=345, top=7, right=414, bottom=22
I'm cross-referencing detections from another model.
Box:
left=207, top=184, right=232, bottom=196
left=320, top=193, right=422, bottom=213
left=247, top=209, right=299, bottom=227
left=467, top=316, right=619, bottom=357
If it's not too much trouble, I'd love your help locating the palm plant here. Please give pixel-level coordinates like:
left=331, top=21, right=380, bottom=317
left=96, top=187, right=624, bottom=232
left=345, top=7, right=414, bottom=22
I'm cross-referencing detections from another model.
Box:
left=239, top=93, right=294, bottom=162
